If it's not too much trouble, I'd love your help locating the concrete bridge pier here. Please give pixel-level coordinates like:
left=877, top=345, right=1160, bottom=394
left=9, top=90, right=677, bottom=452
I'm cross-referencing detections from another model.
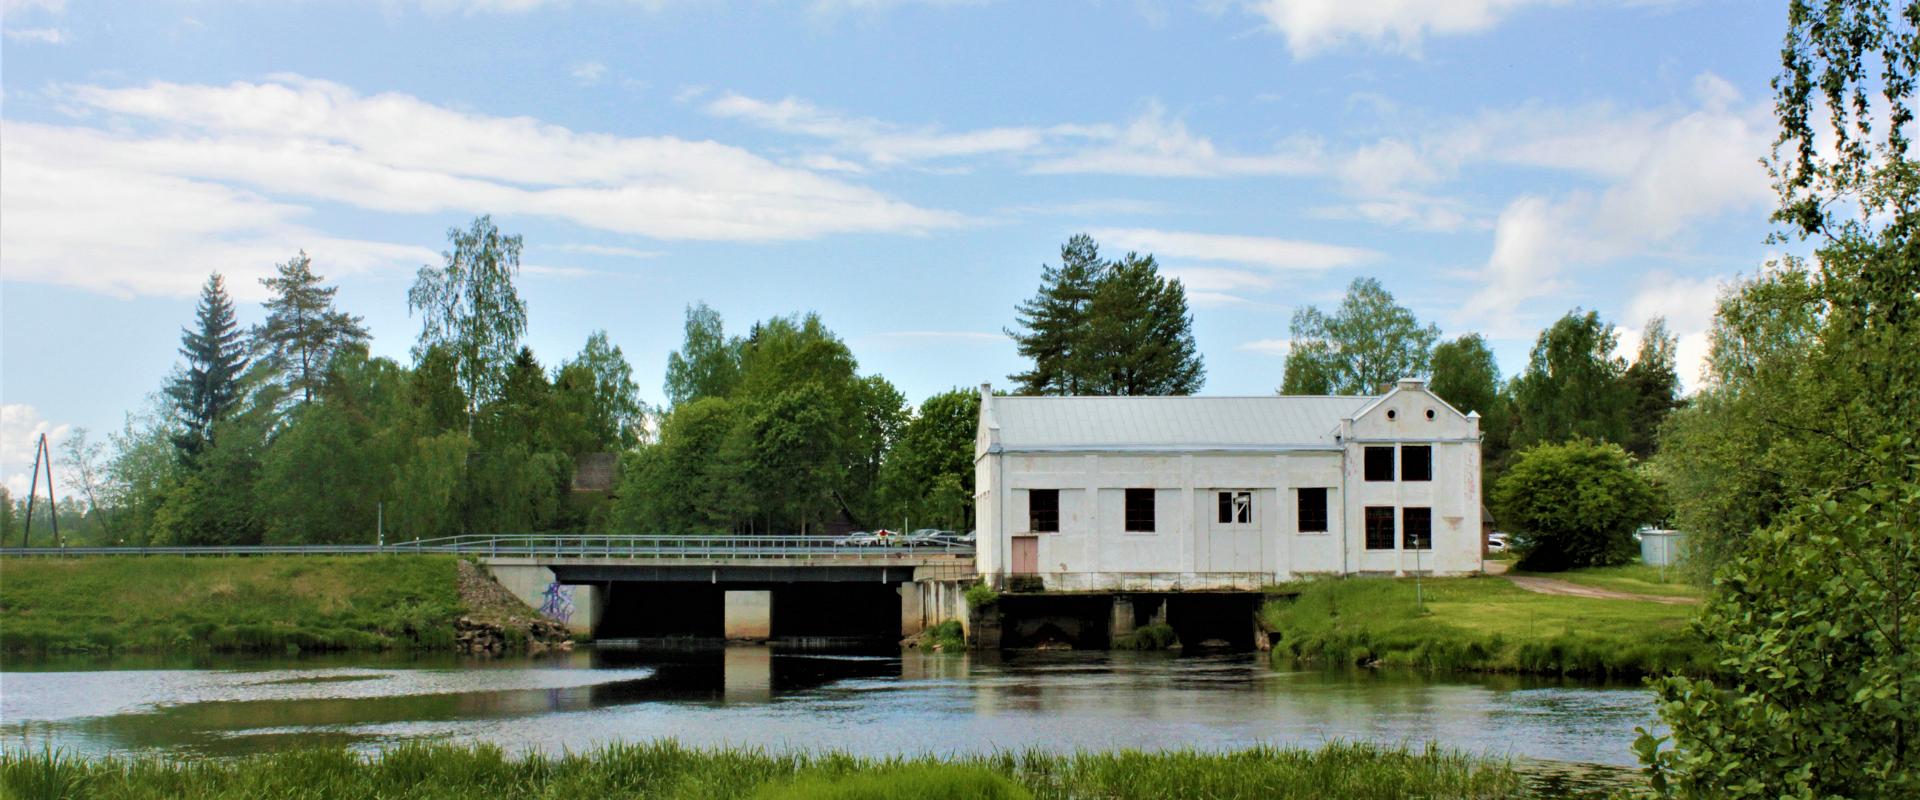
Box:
left=725, top=591, right=772, bottom=641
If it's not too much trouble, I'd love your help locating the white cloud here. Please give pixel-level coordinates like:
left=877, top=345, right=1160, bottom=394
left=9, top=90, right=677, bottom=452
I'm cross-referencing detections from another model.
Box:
left=1, top=0, right=66, bottom=13
left=2, top=76, right=962, bottom=298
left=569, top=61, right=608, bottom=85
left=1090, top=227, right=1377, bottom=271
left=1615, top=271, right=1724, bottom=393
left=1, top=404, right=70, bottom=499
left=550, top=243, right=665, bottom=258
left=3, top=27, right=65, bottom=43
left=1457, top=75, right=1774, bottom=329
left=706, top=92, right=1066, bottom=166
left=1032, top=103, right=1323, bottom=177
left=1238, top=338, right=1293, bottom=356
left=710, top=94, right=1321, bottom=178
left=1243, top=0, right=1571, bottom=57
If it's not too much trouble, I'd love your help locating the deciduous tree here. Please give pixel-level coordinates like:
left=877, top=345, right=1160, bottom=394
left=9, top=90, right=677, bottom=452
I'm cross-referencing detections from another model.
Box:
left=407, top=215, right=527, bottom=430
left=1280, top=278, right=1439, bottom=395
left=663, top=302, right=741, bottom=406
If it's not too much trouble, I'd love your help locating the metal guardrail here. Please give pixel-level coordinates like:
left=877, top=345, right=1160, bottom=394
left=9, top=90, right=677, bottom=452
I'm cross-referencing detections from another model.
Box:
left=0, top=534, right=976, bottom=561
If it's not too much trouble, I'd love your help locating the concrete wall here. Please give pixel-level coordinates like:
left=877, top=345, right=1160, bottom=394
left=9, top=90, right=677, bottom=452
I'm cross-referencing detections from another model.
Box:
left=484, top=561, right=603, bottom=634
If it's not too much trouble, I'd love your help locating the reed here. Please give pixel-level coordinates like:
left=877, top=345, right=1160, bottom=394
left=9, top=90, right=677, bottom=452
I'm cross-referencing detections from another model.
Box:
left=0, top=740, right=1527, bottom=800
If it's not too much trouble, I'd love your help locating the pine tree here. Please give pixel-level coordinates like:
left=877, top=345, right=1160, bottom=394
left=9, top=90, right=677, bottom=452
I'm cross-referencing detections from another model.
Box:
left=166, top=273, right=251, bottom=458
left=1007, top=235, right=1105, bottom=395
left=1082, top=252, right=1205, bottom=395
left=256, top=251, right=370, bottom=406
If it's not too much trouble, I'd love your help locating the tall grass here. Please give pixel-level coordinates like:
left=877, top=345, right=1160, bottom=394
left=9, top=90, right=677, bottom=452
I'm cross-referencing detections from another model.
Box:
left=0, top=740, right=1525, bottom=800
left=0, top=556, right=462, bottom=656
left=1261, top=575, right=1708, bottom=677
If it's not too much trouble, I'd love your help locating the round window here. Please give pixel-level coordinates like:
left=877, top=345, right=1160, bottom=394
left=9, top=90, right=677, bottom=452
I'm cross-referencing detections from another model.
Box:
left=1426, top=409, right=1436, bottom=420
left=1386, top=409, right=1397, bottom=420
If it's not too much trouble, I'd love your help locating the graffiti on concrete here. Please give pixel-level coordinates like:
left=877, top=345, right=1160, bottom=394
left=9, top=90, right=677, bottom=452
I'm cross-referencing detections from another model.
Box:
left=537, top=581, right=575, bottom=623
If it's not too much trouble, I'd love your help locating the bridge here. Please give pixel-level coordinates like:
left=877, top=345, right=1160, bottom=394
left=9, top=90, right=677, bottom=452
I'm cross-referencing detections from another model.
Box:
left=0, top=535, right=979, bottom=642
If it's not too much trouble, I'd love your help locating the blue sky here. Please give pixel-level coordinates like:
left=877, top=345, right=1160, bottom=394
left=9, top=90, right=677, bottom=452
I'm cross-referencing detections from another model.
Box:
left=2, top=0, right=1790, bottom=493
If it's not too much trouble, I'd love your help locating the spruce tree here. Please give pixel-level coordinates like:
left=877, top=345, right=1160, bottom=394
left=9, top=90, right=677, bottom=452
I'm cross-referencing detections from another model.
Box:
left=166, top=273, right=251, bottom=458
left=256, top=251, right=370, bottom=406
left=1007, top=234, right=1105, bottom=395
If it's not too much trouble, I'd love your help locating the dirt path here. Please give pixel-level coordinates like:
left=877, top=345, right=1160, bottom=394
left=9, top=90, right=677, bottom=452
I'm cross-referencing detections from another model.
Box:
left=1505, top=575, right=1700, bottom=605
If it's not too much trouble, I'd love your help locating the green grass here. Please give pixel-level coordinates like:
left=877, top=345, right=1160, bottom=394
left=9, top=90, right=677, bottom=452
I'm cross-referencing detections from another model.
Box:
left=1260, top=575, right=1708, bottom=677
left=1510, top=563, right=1703, bottom=599
left=0, top=556, right=463, bottom=656
left=0, top=740, right=1526, bottom=800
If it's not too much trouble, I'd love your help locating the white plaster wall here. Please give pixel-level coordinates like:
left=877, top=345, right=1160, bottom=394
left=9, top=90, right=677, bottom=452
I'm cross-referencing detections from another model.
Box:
left=1343, top=385, right=1483, bottom=575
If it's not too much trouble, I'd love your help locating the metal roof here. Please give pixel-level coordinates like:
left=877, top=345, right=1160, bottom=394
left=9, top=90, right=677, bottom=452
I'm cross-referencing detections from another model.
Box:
left=988, top=395, right=1375, bottom=452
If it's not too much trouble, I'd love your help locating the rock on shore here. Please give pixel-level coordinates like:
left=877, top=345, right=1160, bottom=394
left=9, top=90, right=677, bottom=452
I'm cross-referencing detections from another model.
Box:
left=454, top=560, right=575, bottom=656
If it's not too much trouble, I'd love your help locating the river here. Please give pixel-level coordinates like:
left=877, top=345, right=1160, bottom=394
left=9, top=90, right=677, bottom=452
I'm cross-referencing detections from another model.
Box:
left=1, top=645, right=1655, bottom=794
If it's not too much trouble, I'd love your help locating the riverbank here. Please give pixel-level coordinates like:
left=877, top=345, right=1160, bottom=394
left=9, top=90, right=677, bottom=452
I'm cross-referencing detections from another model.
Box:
left=0, top=555, right=563, bottom=656
left=1261, top=573, right=1707, bottom=677
left=0, top=740, right=1534, bottom=799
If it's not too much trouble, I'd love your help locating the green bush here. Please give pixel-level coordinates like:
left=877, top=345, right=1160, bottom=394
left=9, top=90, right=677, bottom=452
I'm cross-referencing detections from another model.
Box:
left=1114, top=623, right=1178, bottom=651
left=927, top=620, right=966, bottom=651
left=963, top=582, right=998, bottom=609
left=1491, top=440, right=1658, bottom=571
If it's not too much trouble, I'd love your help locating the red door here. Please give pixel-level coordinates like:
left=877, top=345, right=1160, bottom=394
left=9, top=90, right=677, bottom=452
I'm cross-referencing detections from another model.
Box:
left=1011, top=535, right=1039, bottom=575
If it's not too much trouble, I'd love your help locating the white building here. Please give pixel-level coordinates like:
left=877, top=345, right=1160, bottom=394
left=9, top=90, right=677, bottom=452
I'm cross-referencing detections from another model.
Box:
left=973, top=378, right=1483, bottom=590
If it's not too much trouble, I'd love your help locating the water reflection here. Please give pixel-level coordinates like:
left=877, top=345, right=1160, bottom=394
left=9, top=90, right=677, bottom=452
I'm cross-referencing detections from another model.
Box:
left=0, top=646, right=1658, bottom=772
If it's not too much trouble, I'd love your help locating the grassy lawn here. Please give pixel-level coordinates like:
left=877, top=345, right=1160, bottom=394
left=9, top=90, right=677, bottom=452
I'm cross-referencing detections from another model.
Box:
left=0, top=740, right=1527, bottom=800
left=1261, top=574, right=1707, bottom=677
left=1512, top=563, right=1703, bottom=599
left=0, top=555, right=462, bottom=655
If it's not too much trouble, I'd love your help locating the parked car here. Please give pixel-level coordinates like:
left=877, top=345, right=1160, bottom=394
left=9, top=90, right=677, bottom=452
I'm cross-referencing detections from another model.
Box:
left=907, top=529, right=964, bottom=547
left=835, top=531, right=879, bottom=546
left=1486, top=538, right=1509, bottom=553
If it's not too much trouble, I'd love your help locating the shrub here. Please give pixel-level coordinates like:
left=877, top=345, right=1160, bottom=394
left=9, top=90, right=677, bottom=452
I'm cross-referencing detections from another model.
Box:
left=927, top=620, right=966, bottom=651
left=963, top=582, right=999, bottom=609
left=1492, top=440, right=1658, bottom=571
left=1114, top=623, right=1178, bottom=651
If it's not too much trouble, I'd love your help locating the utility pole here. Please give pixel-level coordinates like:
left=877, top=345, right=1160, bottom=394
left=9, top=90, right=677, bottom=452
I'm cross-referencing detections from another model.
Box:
left=22, top=433, right=58, bottom=547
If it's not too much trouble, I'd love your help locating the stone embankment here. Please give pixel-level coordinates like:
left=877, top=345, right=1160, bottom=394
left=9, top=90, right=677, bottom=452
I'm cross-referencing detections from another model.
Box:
left=455, top=560, right=575, bottom=656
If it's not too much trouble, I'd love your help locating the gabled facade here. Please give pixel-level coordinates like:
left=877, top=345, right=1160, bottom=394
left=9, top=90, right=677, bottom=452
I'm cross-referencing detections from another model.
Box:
left=973, top=378, right=1482, bottom=590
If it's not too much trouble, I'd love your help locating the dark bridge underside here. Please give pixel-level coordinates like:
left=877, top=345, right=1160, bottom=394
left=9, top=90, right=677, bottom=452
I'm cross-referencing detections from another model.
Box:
left=593, top=582, right=903, bottom=639
left=549, top=564, right=915, bottom=583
